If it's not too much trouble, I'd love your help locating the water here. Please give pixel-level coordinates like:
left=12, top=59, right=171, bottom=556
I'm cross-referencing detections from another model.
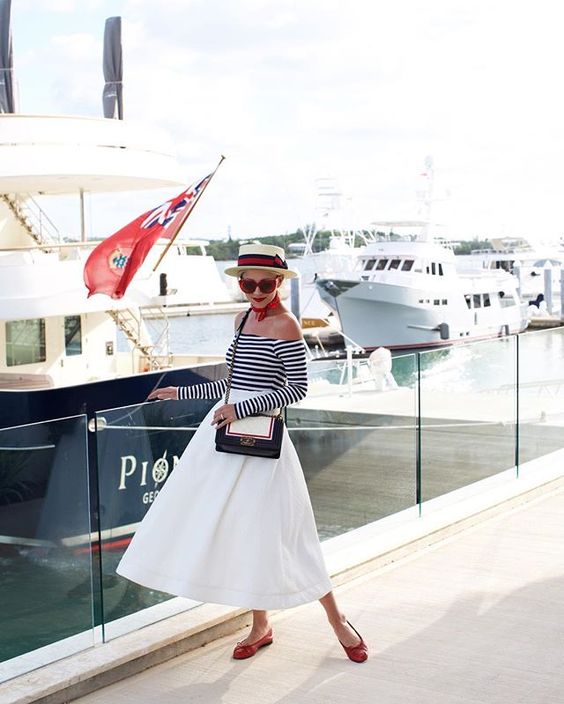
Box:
left=167, top=260, right=239, bottom=354
left=165, top=320, right=563, bottom=397
left=168, top=313, right=235, bottom=355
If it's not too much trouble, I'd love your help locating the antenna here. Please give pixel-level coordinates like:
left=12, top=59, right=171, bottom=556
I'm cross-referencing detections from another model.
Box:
left=305, top=177, right=358, bottom=253
left=416, top=155, right=434, bottom=241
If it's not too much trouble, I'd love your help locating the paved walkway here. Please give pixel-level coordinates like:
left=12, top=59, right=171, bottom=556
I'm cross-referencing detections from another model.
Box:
left=76, top=487, right=564, bottom=704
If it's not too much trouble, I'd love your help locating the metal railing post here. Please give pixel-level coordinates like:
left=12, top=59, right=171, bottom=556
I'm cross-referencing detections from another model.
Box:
left=416, top=352, right=422, bottom=516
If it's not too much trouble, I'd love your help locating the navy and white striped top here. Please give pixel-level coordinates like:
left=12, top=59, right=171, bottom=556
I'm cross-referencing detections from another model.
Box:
left=177, top=333, right=308, bottom=419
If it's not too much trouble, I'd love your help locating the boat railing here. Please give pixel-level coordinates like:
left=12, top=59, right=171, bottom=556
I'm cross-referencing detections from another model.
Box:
left=109, top=306, right=172, bottom=371
left=305, top=319, right=365, bottom=359
left=309, top=356, right=397, bottom=396
left=0, top=193, right=61, bottom=247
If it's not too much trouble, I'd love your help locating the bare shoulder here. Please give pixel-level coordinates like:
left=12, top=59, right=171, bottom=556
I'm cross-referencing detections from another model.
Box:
left=270, top=312, right=303, bottom=341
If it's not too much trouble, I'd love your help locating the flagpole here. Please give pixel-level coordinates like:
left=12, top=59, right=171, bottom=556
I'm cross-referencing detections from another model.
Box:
left=152, top=155, right=226, bottom=273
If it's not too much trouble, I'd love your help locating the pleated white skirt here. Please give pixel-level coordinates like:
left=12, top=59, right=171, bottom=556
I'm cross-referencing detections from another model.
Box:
left=115, top=389, right=333, bottom=610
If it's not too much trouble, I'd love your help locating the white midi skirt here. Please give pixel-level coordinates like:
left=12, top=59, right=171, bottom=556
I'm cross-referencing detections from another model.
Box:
left=115, top=389, right=333, bottom=610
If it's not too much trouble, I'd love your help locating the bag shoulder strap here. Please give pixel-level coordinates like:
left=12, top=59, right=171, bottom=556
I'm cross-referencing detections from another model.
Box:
left=224, top=307, right=252, bottom=404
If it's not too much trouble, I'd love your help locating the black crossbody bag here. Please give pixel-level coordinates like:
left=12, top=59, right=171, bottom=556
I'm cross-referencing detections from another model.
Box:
left=215, top=309, right=284, bottom=459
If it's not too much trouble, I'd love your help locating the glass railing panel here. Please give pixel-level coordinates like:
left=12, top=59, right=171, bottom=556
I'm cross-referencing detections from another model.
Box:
left=518, top=327, right=564, bottom=472
left=0, top=415, right=92, bottom=682
left=94, top=397, right=216, bottom=640
left=419, top=336, right=518, bottom=506
left=291, top=352, right=418, bottom=539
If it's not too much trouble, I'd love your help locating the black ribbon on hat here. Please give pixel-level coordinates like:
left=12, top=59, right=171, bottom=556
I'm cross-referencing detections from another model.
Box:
left=238, top=253, right=288, bottom=270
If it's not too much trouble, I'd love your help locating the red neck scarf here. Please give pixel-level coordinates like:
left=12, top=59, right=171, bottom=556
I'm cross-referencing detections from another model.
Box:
left=251, top=294, right=281, bottom=321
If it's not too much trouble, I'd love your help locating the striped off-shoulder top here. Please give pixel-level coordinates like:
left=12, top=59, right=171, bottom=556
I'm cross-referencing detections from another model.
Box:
left=177, top=333, right=308, bottom=419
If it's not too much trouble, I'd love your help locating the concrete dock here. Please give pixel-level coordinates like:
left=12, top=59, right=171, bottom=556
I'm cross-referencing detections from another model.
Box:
left=71, top=483, right=564, bottom=704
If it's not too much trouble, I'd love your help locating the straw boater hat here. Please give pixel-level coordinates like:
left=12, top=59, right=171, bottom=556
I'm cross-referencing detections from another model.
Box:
left=224, top=244, right=298, bottom=278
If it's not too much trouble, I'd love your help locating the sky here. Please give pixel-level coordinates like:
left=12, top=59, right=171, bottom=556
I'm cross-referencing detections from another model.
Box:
left=8, top=0, right=564, bottom=243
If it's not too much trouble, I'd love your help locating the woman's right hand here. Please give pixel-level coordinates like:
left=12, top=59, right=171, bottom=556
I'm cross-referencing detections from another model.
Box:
left=147, top=386, right=179, bottom=401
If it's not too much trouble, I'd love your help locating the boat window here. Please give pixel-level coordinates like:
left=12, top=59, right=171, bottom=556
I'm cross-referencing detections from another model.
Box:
left=499, top=291, right=516, bottom=307
left=364, top=259, right=376, bottom=271
left=389, top=259, right=401, bottom=270
left=376, top=259, right=388, bottom=270
left=401, top=260, right=414, bottom=271
left=473, top=294, right=482, bottom=308
left=442, top=299, right=448, bottom=305
left=496, top=260, right=513, bottom=272
left=465, top=294, right=472, bottom=309
left=483, top=293, right=491, bottom=307
left=6, top=319, right=47, bottom=367
left=431, top=262, right=436, bottom=275
left=438, top=263, right=444, bottom=276
left=433, top=299, right=440, bottom=305
left=65, top=315, right=82, bottom=356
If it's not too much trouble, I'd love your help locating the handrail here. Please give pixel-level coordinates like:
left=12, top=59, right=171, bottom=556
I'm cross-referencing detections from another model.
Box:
left=0, top=243, right=94, bottom=251
left=0, top=193, right=60, bottom=247
left=17, top=193, right=61, bottom=243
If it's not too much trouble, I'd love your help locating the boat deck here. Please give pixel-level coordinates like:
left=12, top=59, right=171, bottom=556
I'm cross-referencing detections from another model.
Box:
left=72, top=483, right=564, bottom=704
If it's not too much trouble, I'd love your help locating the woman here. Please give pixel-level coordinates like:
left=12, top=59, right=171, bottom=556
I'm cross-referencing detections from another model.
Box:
left=116, top=244, right=368, bottom=663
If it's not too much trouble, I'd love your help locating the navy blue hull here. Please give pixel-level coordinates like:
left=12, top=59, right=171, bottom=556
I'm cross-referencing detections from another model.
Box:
left=0, top=364, right=226, bottom=430
left=0, top=365, right=226, bottom=544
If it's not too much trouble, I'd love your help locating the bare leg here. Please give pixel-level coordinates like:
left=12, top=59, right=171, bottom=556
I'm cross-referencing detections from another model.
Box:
left=238, top=609, right=271, bottom=646
left=319, top=591, right=363, bottom=647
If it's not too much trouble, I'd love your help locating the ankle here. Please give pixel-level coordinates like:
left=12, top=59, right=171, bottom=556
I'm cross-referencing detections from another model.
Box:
left=252, top=619, right=270, bottom=632
left=329, top=613, right=347, bottom=628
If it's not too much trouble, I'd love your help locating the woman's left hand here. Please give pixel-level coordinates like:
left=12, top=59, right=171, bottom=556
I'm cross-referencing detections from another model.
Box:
left=212, top=404, right=237, bottom=428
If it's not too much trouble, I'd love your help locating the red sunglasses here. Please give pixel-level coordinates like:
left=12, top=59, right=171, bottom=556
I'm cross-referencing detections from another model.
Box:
left=238, top=277, right=279, bottom=294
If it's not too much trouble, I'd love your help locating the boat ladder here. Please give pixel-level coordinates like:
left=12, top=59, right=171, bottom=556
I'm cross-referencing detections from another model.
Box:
left=107, top=307, right=172, bottom=371
left=0, top=193, right=61, bottom=250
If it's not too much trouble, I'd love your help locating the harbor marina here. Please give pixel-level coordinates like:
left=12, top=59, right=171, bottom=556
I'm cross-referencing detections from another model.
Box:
left=0, top=4, right=562, bottom=698
left=1, top=141, right=563, bottom=673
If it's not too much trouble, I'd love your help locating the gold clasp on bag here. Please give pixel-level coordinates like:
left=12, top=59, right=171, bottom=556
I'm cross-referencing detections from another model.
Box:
left=240, top=437, right=256, bottom=447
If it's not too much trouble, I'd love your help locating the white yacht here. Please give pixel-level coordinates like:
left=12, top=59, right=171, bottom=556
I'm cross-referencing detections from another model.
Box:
left=118, top=236, right=237, bottom=315
left=0, top=114, right=227, bottom=389
left=315, top=239, right=529, bottom=350
left=456, top=237, right=564, bottom=313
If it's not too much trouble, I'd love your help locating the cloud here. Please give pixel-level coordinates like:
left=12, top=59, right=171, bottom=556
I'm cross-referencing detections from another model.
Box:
left=9, top=0, right=564, bottom=240
left=17, top=0, right=105, bottom=10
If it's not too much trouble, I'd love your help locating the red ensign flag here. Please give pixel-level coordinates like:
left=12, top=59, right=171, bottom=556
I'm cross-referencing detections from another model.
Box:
left=84, top=174, right=211, bottom=299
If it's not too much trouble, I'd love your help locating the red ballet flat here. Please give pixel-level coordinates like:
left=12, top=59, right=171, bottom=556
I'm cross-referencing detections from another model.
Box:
left=339, top=621, right=368, bottom=663
left=232, top=628, right=274, bottom=660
